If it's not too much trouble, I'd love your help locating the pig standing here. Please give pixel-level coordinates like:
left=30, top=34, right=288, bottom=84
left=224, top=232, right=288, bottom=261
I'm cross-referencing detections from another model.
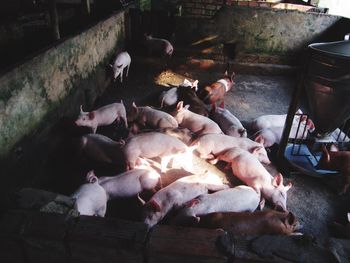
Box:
left=71, top=171, right=107, bottom=217
left=142, top=172, right=230, bottom=228
left=173, top=186, right=260, bottom=224
left=75, top=101, right=128, bottom=133
left=197, top=210, right=300, bottom=236
left=78, top=133, right=125, bottom=166
left=144, top=34, right=174, bottom=58
left=172, top=101, right=222, bottom=136
left=99, top=160, right=161, bottom=200
left=210, top=104, right=247, bottom=138
left=201, top=71, right=235, bottom=107
left=192, top=133, right=271, bottom=164
left=128, top=102, right=178, bottom=129
left=123, top=131, right=197, bottom=172
left=316, top=145, right=350, bottom=194
left=109, top=51, right=131, bottom=83
left=217, top=147, right=292, bottom=211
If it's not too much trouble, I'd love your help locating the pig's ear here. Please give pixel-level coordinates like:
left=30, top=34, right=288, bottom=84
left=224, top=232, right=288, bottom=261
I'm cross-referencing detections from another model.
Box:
left=254, top=135, right=265, bottom=145
left=347, top=213, right=350, bottom=223
left=176, top=101, right=184, bottom=111
left=120, top=99, right=124, bottom=105
left=188, top=142, right=200, bottom=151
left=273, top=173, right=284, bottom=187
left=186, top=199, right=200, bottom=208
left=149, top=199, right=161, bottom=212
left=285, top=181, right=292, bottom=191
left=252, top=145, right=263, bottom=155
left=224, top=70, right=228, bottom=77
left=230, top=71, right=236, bottom=81
left=259, top=197, right=265, bottom=210
left=88, top=111, right=95, bottom=120
left=80, top=105, right=84, bottom=114
left=193, top=80, right=199, bottom=87
left=184, top=104, right=190, bottom=110
left=183, top=79, right=191, bottom=86
left=132, top=102, right=137, bottom=108
left=86, top=170, right=97, bottom=183
left=296, top=109, right=303, bottom=114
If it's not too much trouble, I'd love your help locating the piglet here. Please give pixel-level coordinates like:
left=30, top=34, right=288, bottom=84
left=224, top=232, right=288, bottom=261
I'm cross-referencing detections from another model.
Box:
left=217, top=147, right=292, bottom=211
left=210, top=104, right=247, bottom=137
left=316, top=145, right=350, bottom=194
left=172, top=101, right=222, bottom=136
left=192, top=133, right=270, bottom=164
left=201, top=71, right=235, bottom=107
left=123, top=131, right=197, bottom=172
left=71, top=170, right=107, bottom=217
left=144, top=34, right=174, bottom=57
left=99, top=159, right=161, bottom=200
left=75, top=100, right=127, bottom=133
left=173, top=185, right=260, bottom=225
left=198, top=210, right=300, bottom=236
left=78, top=133, right=125, bottom=166
left=128, top=102, right=178, bottom=129
left=109, top=51, right=131, bottom=83
left=142, top=172, right=230, bottom=228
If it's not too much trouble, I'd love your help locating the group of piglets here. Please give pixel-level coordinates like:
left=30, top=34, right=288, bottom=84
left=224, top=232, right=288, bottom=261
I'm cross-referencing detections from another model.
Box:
left=69, top=70, right=308, bottom=237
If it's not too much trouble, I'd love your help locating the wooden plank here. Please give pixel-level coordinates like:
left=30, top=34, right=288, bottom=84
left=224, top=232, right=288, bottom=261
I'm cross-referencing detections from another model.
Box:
left=148, top=225, right=228, bottom=263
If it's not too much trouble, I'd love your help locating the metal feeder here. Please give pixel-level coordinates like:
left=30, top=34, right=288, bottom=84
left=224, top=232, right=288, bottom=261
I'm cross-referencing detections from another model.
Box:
left=277, top=37, right=350, bottom=177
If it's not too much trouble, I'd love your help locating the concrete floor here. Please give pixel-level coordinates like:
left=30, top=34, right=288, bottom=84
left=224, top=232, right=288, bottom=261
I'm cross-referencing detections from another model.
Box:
left=80, top=56, right=350, bottom=243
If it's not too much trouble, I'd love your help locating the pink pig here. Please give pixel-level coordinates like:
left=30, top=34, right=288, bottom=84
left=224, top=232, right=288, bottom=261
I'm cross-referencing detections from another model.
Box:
left=70, top=170, right=107, bottom=217
left=192, top=133, right=271, bottom=164
left=128, top=102, right=178, bottom=129
left=217, top=147, right=292, bottom=211
left=75, top=100, right=127, bottom=133
left=142, top=172, right=230, bottom=228
left=172, top=101, right=222, bottom=136
left=109, top=51, right=131, bottom=83
left=123, top=131, right=198, bottom=172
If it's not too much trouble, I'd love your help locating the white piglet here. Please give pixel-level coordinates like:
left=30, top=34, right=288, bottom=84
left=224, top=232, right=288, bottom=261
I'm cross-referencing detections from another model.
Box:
left=142, top=172, right=229, bottom=228
left=71, top=171, right=107, bottom=217
left=75, top=101, right=128, bottom=133
left=110, top=51, right=131, bottom=83
left=173, top=185, right=260, bottom=224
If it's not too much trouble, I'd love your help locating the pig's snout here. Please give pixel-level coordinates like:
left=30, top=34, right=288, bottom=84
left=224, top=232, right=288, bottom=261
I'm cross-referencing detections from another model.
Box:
left=274, top=203, right=287, bottom=212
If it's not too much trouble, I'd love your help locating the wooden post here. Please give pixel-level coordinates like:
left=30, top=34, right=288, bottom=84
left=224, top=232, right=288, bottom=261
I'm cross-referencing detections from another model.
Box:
left=48, top=0, right=60, bottom=41
left=82, top=0, right=91, bottom=16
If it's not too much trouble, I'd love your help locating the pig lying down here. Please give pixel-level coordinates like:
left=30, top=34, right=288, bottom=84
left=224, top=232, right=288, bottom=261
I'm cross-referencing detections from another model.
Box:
left=217, top=147, right=292, bottom=211
left=110, top=51, right=131, bottom=83
left=75, top=100, right=128, bottom=133
left=197, top=210, right=301, bottom=236
left=71, top=171, right=107, bottom=217
left=210, top=104, right=247, bottom=138
left=123, top=131, right=198, bottom=172
left=142, top=172, right=229, bottom=228
left=99, top=159, right=161, bottom=200
left=173, top=185, right=260, bottom=225
left=173, top=101, right=222, bottom=136
left=128, top=102, right=178, bottom=129
left=193, top=133, right=270, bottom=164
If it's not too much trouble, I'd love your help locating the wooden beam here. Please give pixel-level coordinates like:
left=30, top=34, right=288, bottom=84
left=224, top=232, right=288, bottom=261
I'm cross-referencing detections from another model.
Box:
left=48, top=0, right=60, bottom=40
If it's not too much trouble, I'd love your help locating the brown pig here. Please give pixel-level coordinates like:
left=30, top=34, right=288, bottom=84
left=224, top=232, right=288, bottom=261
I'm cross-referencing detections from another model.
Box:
left=197, top=210, right=300, bottom=236
left=316, top=145, right=350, bottom=194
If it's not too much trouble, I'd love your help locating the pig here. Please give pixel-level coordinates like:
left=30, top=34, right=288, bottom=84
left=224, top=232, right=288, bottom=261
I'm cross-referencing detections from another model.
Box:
left=210, top=104, right=247, bottom=138
left=75, top=101, right=128, bottom=133
left=197, top=210, right=300, bottom=236
left=172, top=101, right=222, bottom=136
left=109, top=51, right=131, bottom=83
left=99, top=159, right=161, bottom=200
left=128, top=102, right=178, bottom=129
left=192, top=133, right=271, bottom=164
left=173, top=185, right=260, bottom=224
left=254, top=121, right=314, bottom=148
left=123, top=131, right=198, bottom=172
left=177, top=81, right=209, bottom=116
left=250, top=109, right=314, bottom=132
left=201, top=71, right=235, bottom=107
left=159, top=79, right=199, bottom=108
left=71, top=170, right=107, bottom=217
left=316, top=145, right=350, bottom=194
left=144, top=34, right=174, bottom=58
left=217, top=147, right=292, bottom=211
left=78, top=133, right=125, bottom=166
left=142, top=172, right=230, bottom=228
left=158, top=127, right=195, bottom=145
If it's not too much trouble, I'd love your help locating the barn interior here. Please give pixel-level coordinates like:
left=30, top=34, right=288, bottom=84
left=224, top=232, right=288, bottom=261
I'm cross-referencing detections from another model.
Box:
left=0, top=1, right=350, bottom=262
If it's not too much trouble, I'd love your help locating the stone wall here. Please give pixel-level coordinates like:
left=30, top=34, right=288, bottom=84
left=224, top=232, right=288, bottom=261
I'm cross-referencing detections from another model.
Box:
left=0, top=10, right=126, bottom=158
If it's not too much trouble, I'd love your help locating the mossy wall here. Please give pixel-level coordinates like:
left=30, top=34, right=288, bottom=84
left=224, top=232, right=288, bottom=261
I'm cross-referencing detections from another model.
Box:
left=174, top=6, right=346, bottom=62
left=0, top=10, right=126, bottom=158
